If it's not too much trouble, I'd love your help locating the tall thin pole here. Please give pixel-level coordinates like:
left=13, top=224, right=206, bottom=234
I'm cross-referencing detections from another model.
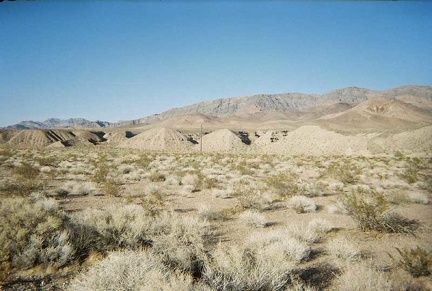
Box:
left=200, top=123, right=203, bottom=154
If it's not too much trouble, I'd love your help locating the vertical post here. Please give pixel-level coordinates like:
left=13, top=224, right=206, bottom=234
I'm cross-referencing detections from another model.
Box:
left=200, top=123, right=203, bottom=154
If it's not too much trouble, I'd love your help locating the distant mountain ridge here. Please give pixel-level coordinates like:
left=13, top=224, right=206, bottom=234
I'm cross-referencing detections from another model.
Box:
left=6, top=118, right=111, bottom=130
left=120, top=85, right=432, bottom=126
left=5, top=85, right=432, bottom=129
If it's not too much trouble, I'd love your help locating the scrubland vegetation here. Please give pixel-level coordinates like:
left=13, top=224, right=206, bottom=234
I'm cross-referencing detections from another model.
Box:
left=0, top=146, right=431, bottom=290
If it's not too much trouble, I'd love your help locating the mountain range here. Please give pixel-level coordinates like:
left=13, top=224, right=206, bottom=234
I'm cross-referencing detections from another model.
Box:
left=4, top=85, right=432, bottom=130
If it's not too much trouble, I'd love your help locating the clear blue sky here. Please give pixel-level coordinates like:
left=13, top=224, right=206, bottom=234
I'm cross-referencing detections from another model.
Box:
left=1, top=1, right=431, bottom=126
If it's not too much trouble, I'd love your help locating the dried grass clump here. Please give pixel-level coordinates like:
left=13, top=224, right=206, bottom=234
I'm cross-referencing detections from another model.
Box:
left=239, top=210, right=267, bottom=228
left=308, top=218, right=333, bottom=234
left=327, top=238, right=361, bottom=262
left=246, top=229, right=312, bottom=263
left=57, top=181, right=97, bottom=197
left=204, top=244, right=295, bottom=291
left=68, top=250, right=206, bottom=291
left=337, top=261, right=392, bottom=291
left=407, top=192, right=429, bottom=205
left=287, top=195, right=317, bottom=213
left=197, top=204, right=224, bottom=221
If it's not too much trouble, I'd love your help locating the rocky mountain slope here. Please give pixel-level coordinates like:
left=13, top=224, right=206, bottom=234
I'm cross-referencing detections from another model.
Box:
left=5, top=85, right=431, bottom=129
left=120, top=85, right=432, bottom=127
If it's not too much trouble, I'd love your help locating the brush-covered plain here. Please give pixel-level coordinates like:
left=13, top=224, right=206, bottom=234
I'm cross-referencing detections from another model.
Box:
left=0, top=147, right=431, bottom=290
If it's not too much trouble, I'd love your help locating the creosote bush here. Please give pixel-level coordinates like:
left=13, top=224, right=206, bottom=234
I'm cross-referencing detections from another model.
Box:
left=340, top=190, right=417, bottom=234
left=392, top=246, right=432, bottom=277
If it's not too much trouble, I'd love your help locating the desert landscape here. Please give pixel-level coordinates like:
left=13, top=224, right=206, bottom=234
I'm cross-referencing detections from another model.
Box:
left=1, top=85, right=432, bottom=290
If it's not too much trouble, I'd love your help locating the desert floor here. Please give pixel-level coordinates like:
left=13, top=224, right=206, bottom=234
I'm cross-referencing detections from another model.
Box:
left=0, top=147, right=431, bottom=290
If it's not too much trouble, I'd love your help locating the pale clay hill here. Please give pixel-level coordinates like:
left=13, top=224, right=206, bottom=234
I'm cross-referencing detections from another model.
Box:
left=1, top=85, right=432, bottom=155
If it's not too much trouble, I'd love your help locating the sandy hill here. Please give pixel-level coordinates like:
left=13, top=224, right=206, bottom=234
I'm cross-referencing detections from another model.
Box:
left=120, top=127, right=195, bottom=151
left=254, top=126, right=370, bottom=156
left=200, top=129, right=247, bottom=152
left=103, top=131, right=136, bottom=144
left=2, top=129, right=105, bottom=148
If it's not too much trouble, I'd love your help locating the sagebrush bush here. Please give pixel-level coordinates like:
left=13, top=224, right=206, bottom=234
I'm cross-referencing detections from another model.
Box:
left=0, top=195, right=74, bottom=269
left=70, top=204, right=153, bottom=250
left=150, top=212, right=211, bottom=272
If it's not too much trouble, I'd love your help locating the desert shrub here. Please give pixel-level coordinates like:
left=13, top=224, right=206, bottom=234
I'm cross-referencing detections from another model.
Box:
left=399, top=163, right=420, bottom=184
left=392, top=246, right=432, bottom=277
left=308, top=218, right=333, bottom=234
left=285, top=225, right=320, bottom=244
left=197, top=204, right=224, bottom=221
left=0, top=195, right=74, bottom=269
left=150, top=212, right=211, bottom=273
left=287, top=195, right=317, bottom=213
left=246, top=230, right=312, bottom=263
left=1, top=163, right=45, bottom=196
left=340, top=190, right=417, bottom=234
left=408, top=192, right=429, bottom=204
left=70, top=205, right=153, bottom=251
left=13, top=162, right=40, bottom=179
left=336, top=261, right=392, bottom=291
left=68, top=250, right=207, bottom=291
left=101, top=178, right=124, bottom=197
left=140, top=190, right=165, bottom=216
left=239, top=210, right=267, bottom=228
left=92, top=164, right=110, bottom=184
left=328, top=162, right=360, bottom=184
left=204, top=244, right=295, bottom=291
left=265, top=173, right=300, bottom=197
left=149, top=171, right=167, bottom=182
left=57, top=181, right=97, bottom=197
left=181, top=173, right=207, bottom=192
left=327, top=238, right=361, bottom=262
left=235, top=185, right=274, bottom=211
left=380, top=212, right=418, bottom=235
